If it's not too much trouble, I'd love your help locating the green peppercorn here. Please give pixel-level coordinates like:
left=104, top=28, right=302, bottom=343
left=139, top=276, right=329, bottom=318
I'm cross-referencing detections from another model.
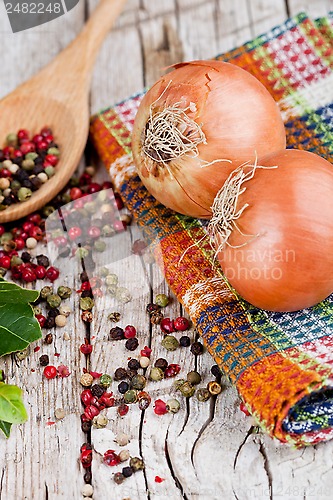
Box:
left=10, top=180, right=21, bottom=191
left=105, top=274, right=118, bottom=286
left=57, top=286, right=72, bottom=299
left=116, top=287, right=132, bottom=303
left=45, top=166, right=55, bottom=178
left=75, top=247, right=90, bottom=259
left=131, top=374, right=146, bottom=390
left=22, top=159, right=35, bottom=171
left=102, top=225, right=115, bottom=237
left=129, top=457, right=145, bottom=471
left=33, top=306, right=43, bottom=316
left=10, top=255, right=23, bottom=267
left=174, top=379, right=186, bottom=391
left=187, top=371, right=202, bottom=386
left=47, top=294, right=62, bottom=309
left=124, top=389, right=138, bottom=404
left=108, top=312, right=121, bottom=322
left=40, top=286, right=53, bottom=300
left=25, top=152, right=38, bottom=161
left=207, top=381, right=222, bottom=396
left=47, top=147, right=60, bottom=157
left=196, top=388, right=211, bottom=402
left=80, top=297, right=94, bottom=311
left=85, top=201, right=96, bottom=213
left=149, top=367, right=164, bottom=382
left=0, top=232, right=13, bottom=244
left=155, top=293, right=169, bottom=307
left=15, top=348, right=30, bottom=361
left=166, top=398, right=181, bottom=414
left=161, top=335, right=179, bottom=351
left=99, top=267, right=110, bottom=277
left=17, top=187, right=32, bottom=202
left=0, top=267, right=7, bottom=277
left=94, top=240, right=106, bottom=252
left=99, top=374, right=112, bottom=387
left=107, top=285, right=117, bottom=296
left=179, top=381, right=195, bottom=398
left=42, top=206, right=55, bottom=217
left=6, top=133, right=17, bottom=146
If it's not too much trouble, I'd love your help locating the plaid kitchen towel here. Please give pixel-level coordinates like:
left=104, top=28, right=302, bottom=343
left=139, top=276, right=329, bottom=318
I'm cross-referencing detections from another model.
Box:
left=90, top=12, right=333, bottom=447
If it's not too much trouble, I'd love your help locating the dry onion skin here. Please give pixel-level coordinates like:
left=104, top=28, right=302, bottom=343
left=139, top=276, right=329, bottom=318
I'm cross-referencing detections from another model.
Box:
left=132, top=60, right=286, bottom=218
left=208, top=149, right=333, bottom=312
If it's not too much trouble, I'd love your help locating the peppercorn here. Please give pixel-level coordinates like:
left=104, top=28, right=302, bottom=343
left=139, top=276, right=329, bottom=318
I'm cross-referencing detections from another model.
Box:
left=91, top=384, right=105, bottom=398
left=179, top=381, right=195, bottom=398
left=122, top=466, right=133, bottom=478
left=131, top=374, right=146, bottom=390
left=127, top=369, right=138, bottom=379
left=139, top=356, right=150, bottom=369
left=83, top=471, right=92, bottom=483
left=114, top=367, right=128, bottom=381
left=118, top=381, right=129, bottom=394
left=36, top=254, right=50, bottom=268
left=179, top=335, right=191, bottom=347
left=39, top=354, right=49, bottom=366
left=47, top=308, right=60, bottom=318
left=92, top=413, right=108, bottom=429
left=115, top=432, right=130, bottom=446
left=117, top=404, right=129, bottom=417
left=166, top=398, right=181, bottom=413
left=187, top=371, right=201, bottom=385
left=155, top=293, right=169, bottom=307
left=150, top=310, right=164, bottom=325
left=99, top=374, right=112, bottom=387
left=105, top=273, right=118, bottom=286
left=57, top=286, right=72, bottom=299
left=46, top=293, right=62, bottom=309
left=108, top=312, right=121, bottom=322
left=164, top=364, right=181, bottom=378
left=190, top=341, right=204, bottom=355
left=80, top=297, right=94, bottom=311
left=81, top=421, right=92, bottom=433
left=80, top=271, right=89, bottom=282
left=149, top=367, right=164, bottom=382
left=211, top=364, right=222, bottom=379
left=207, top=381, right=222, bottom=396
left=124, top=389, right=138, bottom=404
left=40, top=285, right=53, bottom=300
left=146, top=303, right=161, bottom=315
left=154, top=358, right=168, bottom=371
left=80, top=373, right=94, bottom=387
left=81, top=484, right=94, bottom=497
left=81, top=310, right=93, bottom=323
left=161, top=335, right=179, bottom=351
left=113, top=472, right=125, bottom=485
left=55, top=315, right=67, bottom=327
left=107, top=285, right=117, bottom=296
left=119, top=449, right=130, bottom=462
left=44, top=333, right=53, bottom=344
left=129, top=457, right=145, bottom=472
left=125, top=337, right=139, bottom=351
left=81, top=290, right=93, bottom=299
left=109, top=326, right=125, bottom=341
left=196, top=388, right=211, bottom=402
left=128, top=359, right=140, bottom=371
left=54, top=408, right=65, bottom=420
left=116, top=287, right=132, bottom=303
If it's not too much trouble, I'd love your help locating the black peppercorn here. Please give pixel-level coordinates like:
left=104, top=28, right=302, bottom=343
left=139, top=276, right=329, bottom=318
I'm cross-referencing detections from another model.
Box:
left=114, top=367, right=128, bottom=381
left=150, top=310, right=164, bottom=325
left=118, top=381, right=129, bottom=394
left=44, top=333, right=54, bottom=344
left=128, top=359, right=140, bottom=371
left=91, top=384, right=105, bottom=398
left=32, top=164, right=44, bottom=175
left=83, top=471, right=92, bottom=483
left=211, top=364, right=222, bottom=379
left=179, top=335, right=191, bottom=347
left=122, top=466, right=133, bottom=478
left=36, top=254, right=50, bottom=268
left=127, top=369, right=137, bottom=379
left=44, top=317, right=55, bottom=329
left=109, top=326, right=125, bottom=341
left=21, top=251, right=32, bottom=263
left=190, top=341, right=204, bottom=355
left=39, top=354, right=49, bottom=366
left=125, top=337, right=139, bottom=351
left=47, top=308, right=60, bottom=318
left=154, top=358, right=168, bottom=371
left=81, top=290, right=93, bottom=299
left=146, top=303, right=161, bottom=314
left=81, top=421, right=92, bottom=433
left=80, top=271, right=89, bottom=282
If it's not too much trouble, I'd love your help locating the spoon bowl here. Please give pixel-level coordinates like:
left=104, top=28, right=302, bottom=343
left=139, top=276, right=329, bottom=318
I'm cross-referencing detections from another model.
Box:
left=0, top=0, right=127, bottom=223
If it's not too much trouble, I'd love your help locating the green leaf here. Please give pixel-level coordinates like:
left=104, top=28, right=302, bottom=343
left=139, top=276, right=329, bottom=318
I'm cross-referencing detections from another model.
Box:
left=0, top=383, right=28, bottom=426
left=0, top=420, right=12, bottom=438
left=0, top=277, right=39, bottom=304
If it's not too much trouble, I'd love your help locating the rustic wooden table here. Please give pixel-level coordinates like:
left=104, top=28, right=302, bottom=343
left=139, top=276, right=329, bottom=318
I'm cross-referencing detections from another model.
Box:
left=1, top=1, right=333, bottom=499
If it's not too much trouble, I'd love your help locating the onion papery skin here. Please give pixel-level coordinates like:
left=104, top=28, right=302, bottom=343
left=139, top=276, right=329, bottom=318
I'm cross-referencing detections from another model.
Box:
left=132, top=60, right=286, bottom=218
left=213, top=149, right=333, bottom=312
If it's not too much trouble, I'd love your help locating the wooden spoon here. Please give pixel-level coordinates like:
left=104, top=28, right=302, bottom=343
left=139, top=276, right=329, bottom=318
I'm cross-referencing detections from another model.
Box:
left=0, top=0, right=127, bottom=223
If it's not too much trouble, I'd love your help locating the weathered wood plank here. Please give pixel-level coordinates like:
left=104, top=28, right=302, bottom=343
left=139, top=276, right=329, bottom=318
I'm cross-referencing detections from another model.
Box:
left=287, top=0, right=333, bottom=18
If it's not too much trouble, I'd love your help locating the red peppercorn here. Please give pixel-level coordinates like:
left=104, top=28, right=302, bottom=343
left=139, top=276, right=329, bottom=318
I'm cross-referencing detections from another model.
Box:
left=44, top=154, right=58, bottom=166
left=20, top=142, right=35, bottom=155
left=173, top=316, right=190, bottom=331
left=68, top=226, right=82, bottom=241
left=54, top=236, right=68, bottom=247
left=36, top=140, right=48, bottom=151
left=140, top=346, right=152, bottom=358
left=79, top=281, right=91, bottom=292
left=35, top=314, right=46, bottom=328
left=117, top=403, right=129, bottom=416
left=26, top=213, right=42, bottom=225
left=84, top=405, right=100, bottom=420
left=22, top=221, right=34, bottom=233
left=28, top=226, right=43, bottom=241
left=99, top=392, right=115, bottom=408
left=21, top=268, right=37, bottom=282
left=87, top=226, right=101, bottom=239
left=114, top=194, right=124, bottom=210
left=113, top=220, right=125, bottom=232
left=103, top=450, right=120, bottom=467
left=80, top=343, right=93, bottom=355
left=153, top=399, right=168, bottom=415
left=102, top=181, right=113, bottom=190
left=13, top=149, right=23, bottom=160
left=14, top=238, right=25, bottom=251
left=160, top=318, right=175, bottom=334
left=41, top=126, right=53, bottom=137
left=45, top=266, right=59, bottom=281
left=164, top=364, right=181, bottom=378
left=79, top=172, right=92, bottom=185
left=43, top=365, right=57, bottom=379
left=124, top=325, right=136, bottom=339
left=0, top=255, right=11, bottom=269
left=0, top=225, right=5, bottom=237
left=18, top=129, right=29, bottom=141
left=35, top=265, right=46, bottom=279
left=87, top=182, right=102, bottom=194
left=70, top=187, right=82, bottom=200
left=80, top=448, right=92, bottom=468
left=81, top=389, right=94, bottom=407
left=0, top=168, right=11, bottom=178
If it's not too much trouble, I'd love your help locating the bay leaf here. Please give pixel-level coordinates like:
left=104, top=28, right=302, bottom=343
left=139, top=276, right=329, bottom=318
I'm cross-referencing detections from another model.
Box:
left=0, top=420, right=12, bottom=438
left=0, top=383, right=28, bottom=426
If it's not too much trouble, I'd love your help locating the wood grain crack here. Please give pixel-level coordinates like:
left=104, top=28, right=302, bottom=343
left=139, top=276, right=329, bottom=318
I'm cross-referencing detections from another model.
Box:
left=0, top=468, right=5, bottom=500
left=190, top=395, right=217, bottom=468
left=139, top=410, right=151, bottom=500
left=233, top=425, right=254, bottom=469
left=258, top=441, right=273, bottom=500
left=44, top=482, right=49, bottom=500
left=165, top=428, right=190, bottom=500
